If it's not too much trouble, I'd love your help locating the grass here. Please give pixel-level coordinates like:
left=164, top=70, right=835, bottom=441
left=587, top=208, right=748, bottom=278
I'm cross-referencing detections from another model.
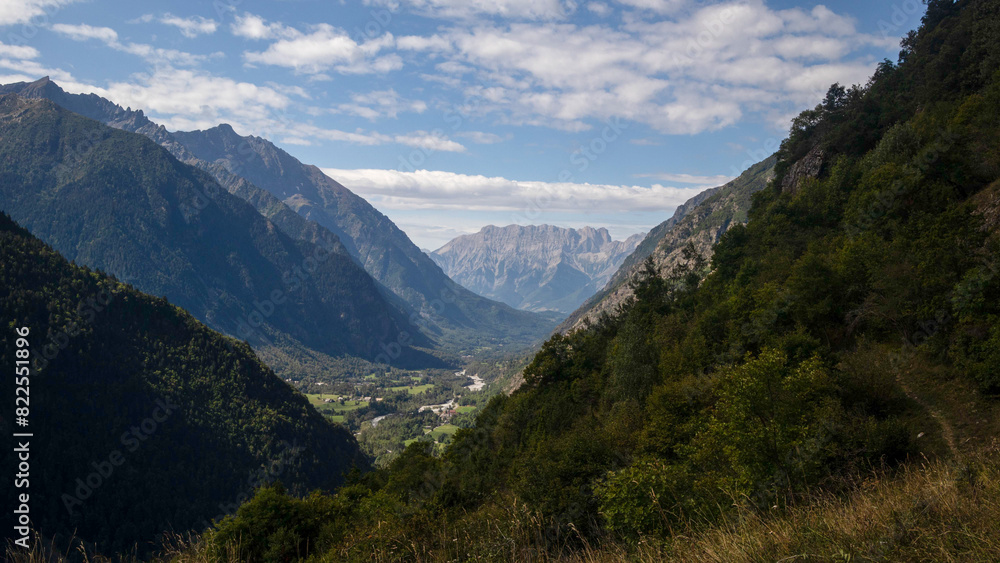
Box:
left=20, top=450, right=1000, bottom=563
left=304, top=395, right=369, bottom=414
left=428, top=424, right=460, bottom=440
left=389, top=383, right=434, bottom=395
left=456, top=405, right=477, bottom=413
left=662, top=448, right=1000, bottom=562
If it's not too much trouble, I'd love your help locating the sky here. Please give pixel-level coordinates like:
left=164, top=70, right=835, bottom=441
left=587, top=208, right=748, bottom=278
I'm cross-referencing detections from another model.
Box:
left=0, top=0, right=923, bottom=249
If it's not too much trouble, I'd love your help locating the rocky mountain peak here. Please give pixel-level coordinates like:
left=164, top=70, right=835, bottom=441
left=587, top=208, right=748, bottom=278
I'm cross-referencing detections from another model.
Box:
left=431, top=224, right=645, bottom=315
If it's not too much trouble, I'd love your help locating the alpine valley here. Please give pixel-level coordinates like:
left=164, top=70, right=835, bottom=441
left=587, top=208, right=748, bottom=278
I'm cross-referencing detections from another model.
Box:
left=3, top=0, right=1000, bottom=562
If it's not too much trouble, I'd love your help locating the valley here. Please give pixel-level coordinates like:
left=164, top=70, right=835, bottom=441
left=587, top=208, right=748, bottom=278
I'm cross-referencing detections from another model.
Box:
left=4, top=0, right=1000, bottom=562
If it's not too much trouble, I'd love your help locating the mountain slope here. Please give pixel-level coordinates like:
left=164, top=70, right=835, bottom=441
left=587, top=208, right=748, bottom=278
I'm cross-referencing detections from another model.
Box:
left=430, top=225, right=644, bottom=315
left=170, top=125, right=559, bottom=351
left=559, top=155, right=777, bottom=331
left=0, top=78, right=558, bottom=354
left=0, top=95, right=434, bottom=375
left=0, top=78, right=367, bottom=258
left=181, top=2, right=1000, bottom=560
left=0, top=211, right=367, bottom=555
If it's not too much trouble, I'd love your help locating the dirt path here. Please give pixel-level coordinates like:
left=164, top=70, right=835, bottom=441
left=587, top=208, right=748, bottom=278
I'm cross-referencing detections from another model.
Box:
left=896, top=367, right=960, bottom=460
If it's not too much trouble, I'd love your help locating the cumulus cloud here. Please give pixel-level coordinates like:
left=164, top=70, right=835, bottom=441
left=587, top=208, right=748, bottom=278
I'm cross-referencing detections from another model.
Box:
left=51, top=23, right=206, bottom=66
left=51, top=22, right=118, bottom=42
left=240, top=17, right=400, bottom=75
left=0, top=0, right=78, bottom=26
left=335, top=89, right=427, bottom=120
left=58, top=67, right=462, bottom=153
left=614, top=0, right=687, bottom=15
left=230, top=13, right=299, bottom=40
left=634, top=172, right=733, bottom=185
left=159, top=14, right=218, bottom=37
left=364, top=0, right=578, bottom=21
left=456, top=131, right=508, bottom=144
left=587, top=2, right=613, bottom=16
left=396, top=34, right=452, bottom=52
left=403, top=0, right=893, bottom=134
left=57, top=68, right=294, bottom=134
left=321, top=168, right=711, bottom=213
left=0, top=40, right=40, bottom=59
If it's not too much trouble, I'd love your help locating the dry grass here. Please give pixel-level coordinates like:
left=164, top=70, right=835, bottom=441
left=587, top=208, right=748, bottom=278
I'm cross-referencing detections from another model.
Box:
left=334, top=450, right=1000, bottom=562
left=646, top=447, right=1000, bottom=563
left=36, top=445, right=997, bottom=562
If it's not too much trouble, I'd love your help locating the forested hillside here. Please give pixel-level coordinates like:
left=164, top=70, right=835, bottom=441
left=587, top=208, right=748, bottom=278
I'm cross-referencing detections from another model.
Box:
left=0, top=95, right=438, bottom=374
left=0, top=212, right=367, bottom=557
left=179, top=1, right=1000, bottom=560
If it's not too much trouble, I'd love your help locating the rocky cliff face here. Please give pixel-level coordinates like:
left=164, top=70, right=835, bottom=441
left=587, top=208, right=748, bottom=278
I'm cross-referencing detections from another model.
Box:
left=780, top=145, right=824, bottom=194
left=431, top=225, right=644, bottom=315
left=559, top=155, right=777, bottom=332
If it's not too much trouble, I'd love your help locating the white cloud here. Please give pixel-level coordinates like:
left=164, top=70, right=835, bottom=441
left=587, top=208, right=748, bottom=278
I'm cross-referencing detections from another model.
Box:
left=396, top=34, right=452, bottom=51
left=0, top=57, right=84, bottom=88
left=365, top=0, right=578, bottom=21
left=51, top=23, right=118, bottom=42
left=0, top=41, right=39, bottom=59
left=394, top=132, right=466, bottom=152
left=0, top=0, right=77, bottom=26
left=160, top=14, right=218, bottom=38
left=335, top=89, right=427, bottom=120
left=321, top=168, right=712, bottom=213
left=51, top=23, right=206, bottom=66
left=65, top=68, right=294, bottom=132
left=408, top=0, right=895, bottom=134
left=614, top=0, right=687, bottom=15
left=230, top=13, right=297, bottom=40
left=457, top=131, right=508, bottom=144
left=243, top=22, right=400, bottom=75
left=634, top=172, right=733, bottom=185
left=587, top=2, right=612, bottom=17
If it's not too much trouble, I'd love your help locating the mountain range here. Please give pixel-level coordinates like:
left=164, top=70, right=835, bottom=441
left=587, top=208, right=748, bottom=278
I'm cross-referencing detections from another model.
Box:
left=0, top=78, right=558, bottom=373
left=430, top=225, right=644, bottom=315
left=0, top=94, right=442, bottom=377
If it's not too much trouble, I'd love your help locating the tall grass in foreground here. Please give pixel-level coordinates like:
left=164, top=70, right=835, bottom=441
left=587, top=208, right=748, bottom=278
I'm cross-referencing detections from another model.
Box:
left=168, top=445, right=1000, bottom=562
left=13, top=446, right=999, bottom=562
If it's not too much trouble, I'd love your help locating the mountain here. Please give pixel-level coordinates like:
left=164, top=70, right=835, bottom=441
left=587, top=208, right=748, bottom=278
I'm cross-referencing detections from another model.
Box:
left=429, top=225, right=645, bottom=315
left=0, top=94, right=435, bottom=377
left=0, top=78, right=368, bottom=257
left=0, top=210, right=367, bottom=556
left=0, top=78, right=558, bottom=356
left=170, top=125, right=559, bottom=351
left=559, top=155, right=777, bottom=331
left=174, top=2, right=1000, bottom=560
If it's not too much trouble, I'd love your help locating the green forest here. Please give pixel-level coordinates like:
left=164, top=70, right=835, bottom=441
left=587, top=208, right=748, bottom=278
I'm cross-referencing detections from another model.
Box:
left=0, top=211, right=367, bottom=557
left=161, top=1, right=1000, bottom=561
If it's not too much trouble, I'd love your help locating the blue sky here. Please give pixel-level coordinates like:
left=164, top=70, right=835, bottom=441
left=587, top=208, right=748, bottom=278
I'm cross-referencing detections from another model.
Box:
left=0, top=0, right=923, bottom=249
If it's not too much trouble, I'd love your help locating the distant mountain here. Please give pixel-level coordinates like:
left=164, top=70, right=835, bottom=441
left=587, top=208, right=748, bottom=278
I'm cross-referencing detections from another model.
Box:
left=0, top=77, right=557, bottom=357
left=430, top=225, right=645, bottom=315
left=0, top=210, right=367, bottom=555
left=559, top=155, right=777, bottom=332
left=170, top=124, right=558, bottom=350
left=0, top=94, right=436, bottom=376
